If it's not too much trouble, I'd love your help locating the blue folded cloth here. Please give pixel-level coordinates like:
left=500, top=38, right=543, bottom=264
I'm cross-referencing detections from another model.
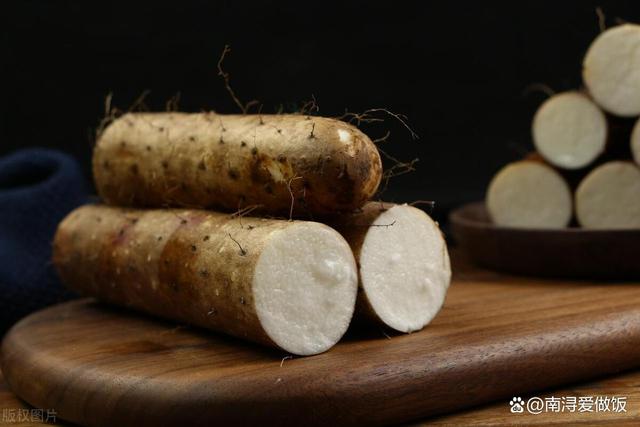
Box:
left=0, top=149, right=88, bottom=333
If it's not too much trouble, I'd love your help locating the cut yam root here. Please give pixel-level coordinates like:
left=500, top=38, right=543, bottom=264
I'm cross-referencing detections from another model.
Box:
left=583, top=24, right=640, bottom=117
left=487, top=161, right=573, bottom=228
left=331, top=203, right=451, bottom=333
left=575, top=161, right=640, bottom=229
left=93, top=113, right=382, bottom=216
left=532, top=91, right=607, bottom=170
left=53, top=205, right=358, bottom=356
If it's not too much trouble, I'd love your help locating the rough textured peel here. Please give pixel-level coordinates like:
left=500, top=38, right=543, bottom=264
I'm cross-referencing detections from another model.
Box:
left=53, top=205, right=358, bottom=356
left=93, top=113, right=382, bottom=215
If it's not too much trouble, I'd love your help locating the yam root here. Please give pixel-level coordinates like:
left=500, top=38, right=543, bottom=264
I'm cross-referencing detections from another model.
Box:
left=583, top=24, right=640, bottom=117
left=329, top=202, right=451, bottom=333
left=486, top=161, right=573, bottom=228
left=93, top=113, right=383, bottom=216
left=53, top=205, right=358, bottom=356
left=532, top=91, right=607, bottom=170
left=575, top=161, right=640, bottom=229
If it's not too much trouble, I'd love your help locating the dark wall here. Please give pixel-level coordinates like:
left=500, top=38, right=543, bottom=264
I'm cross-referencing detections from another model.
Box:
left=2, top=1, right=639, bottom=220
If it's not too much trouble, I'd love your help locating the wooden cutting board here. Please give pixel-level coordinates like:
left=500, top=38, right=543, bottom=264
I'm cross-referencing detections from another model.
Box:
left=3, top=256, right=640, bottom=427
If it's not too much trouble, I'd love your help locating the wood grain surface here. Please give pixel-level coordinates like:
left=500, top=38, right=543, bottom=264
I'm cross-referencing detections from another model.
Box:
left=2, top=367, right=640, bottom=426
left=424, top=370, right=640, bottom=425
left=2, top=257, right=640, bottom=426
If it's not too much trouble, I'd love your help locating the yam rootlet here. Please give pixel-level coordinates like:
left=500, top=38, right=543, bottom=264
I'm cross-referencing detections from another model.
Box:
left=53, top=205, right=359, bottom=356
left=331, top=202, right=451, bottom=333
left=93, top=113, right=383, bottom=216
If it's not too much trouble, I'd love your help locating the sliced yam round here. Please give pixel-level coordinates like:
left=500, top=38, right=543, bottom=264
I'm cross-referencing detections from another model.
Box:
left=575, top=161, right=640, bottom=229
left=486, top=161, right=572, bottom=228
left=532, top=92, right=607, bottom=170
left=332, top=203, right=451, bottom=333
left=583, top=24, right=640, bottom=117
left=631, top=117, right=640, bottom=166
left=53, top=205, right=358, bottom=356
left=253, top=222, right=358, bottom=355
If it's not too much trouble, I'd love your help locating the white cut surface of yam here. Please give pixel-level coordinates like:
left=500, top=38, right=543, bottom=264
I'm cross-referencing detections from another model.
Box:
left=575, top=161, right=640, bottom=229
left=53, top=205, right=358, bottom=356
left=532, top=91, right=607, bottom=169
left=583, top=24, right=640, bottom=117
left=486, top=161, right=572, bottom=228
left=332, top=203, right=451, bottom=333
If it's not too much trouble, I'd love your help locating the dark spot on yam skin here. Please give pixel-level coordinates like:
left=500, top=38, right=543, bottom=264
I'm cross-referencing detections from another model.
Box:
left=228, top=168, right=240, bottom=180
left=219, top=136, right=224, bottom=144
left=334, top=167, right=356, bottom=206
left=251, top=147, right=258, bottom=156
left=277, top=155, right=287, bottom=163
left=130, top=218, right=139, bottom=224
left=199, top=269, right=209, bottom=278
left=277, top=128, right=282, bottom=134
left=241, top=141, right=247, bottom=147
left=203, top=235, right=210, bottom=241
left=181, top=219, right=188, bottom=225
left=120, top=141, right=127, bottom=148
left=161, top=160, right=169, bottom=169
left=198, top=160, right=206, bottom=171
left=189, top=136, right=196, bottom=142
left=103, top=160, right=110, bottom=170
left=158, top=127, right=164, bottom=132
left=130, top=164, right=139, bottom=175
left=190, top=244, right=197, bottom=252
left=146, top=145, right=152, bottom=151
left=157, top=236, right=163, bottom=241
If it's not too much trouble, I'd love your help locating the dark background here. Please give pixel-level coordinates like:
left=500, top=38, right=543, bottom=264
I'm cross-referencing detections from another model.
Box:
left=3, top=0, right=639, bottom=221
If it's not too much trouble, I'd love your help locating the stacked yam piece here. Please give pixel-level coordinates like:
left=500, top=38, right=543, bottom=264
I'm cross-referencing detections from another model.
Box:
left=488, top=24, right=640, bottom=229
left=53, top=112, right=451, bottom=356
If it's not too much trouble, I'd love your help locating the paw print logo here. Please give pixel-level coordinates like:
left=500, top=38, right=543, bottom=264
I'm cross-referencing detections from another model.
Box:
left=510, top=397, right=524, bottom=413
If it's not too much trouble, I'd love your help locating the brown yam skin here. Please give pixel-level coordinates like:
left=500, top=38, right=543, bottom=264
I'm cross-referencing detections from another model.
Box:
left=53, top=204, right=301, bottom=348
left=326, top=202, right=397, bottom=327
left=93, top=113, right=382, bottom=216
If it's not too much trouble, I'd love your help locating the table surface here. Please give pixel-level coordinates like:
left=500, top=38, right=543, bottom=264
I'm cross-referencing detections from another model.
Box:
left=3, top=251, right=640, bottom=426
left=1, top=367, right=639, bottom=426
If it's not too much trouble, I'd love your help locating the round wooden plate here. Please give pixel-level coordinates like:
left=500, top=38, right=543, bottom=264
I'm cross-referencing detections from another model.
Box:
left=449, top=202, right=640, bottom=279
